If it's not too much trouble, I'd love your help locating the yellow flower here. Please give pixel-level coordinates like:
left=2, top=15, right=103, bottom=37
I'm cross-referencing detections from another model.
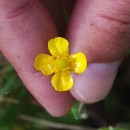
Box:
left=34, top=37, right=87, bottom=91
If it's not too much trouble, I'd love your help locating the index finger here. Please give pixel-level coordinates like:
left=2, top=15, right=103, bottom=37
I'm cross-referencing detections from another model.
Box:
left=0, top=0, right=73, bottom=116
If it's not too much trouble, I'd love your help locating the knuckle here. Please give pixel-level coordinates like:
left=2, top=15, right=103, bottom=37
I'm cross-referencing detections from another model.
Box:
left=91, top=14, right=130, bottom=40
left=90, top=0, right=130, bottom=40
left=0, top=0, right=35, bottom=20
left=89, top=13, right=130, bottom=62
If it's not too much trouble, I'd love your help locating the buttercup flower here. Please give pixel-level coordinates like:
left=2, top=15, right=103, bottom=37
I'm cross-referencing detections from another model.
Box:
left=34, top=37, right=87, bottom=91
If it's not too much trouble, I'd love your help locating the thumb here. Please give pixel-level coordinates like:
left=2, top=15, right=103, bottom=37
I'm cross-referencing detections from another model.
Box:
left=67, top=0, right=130, bottom=103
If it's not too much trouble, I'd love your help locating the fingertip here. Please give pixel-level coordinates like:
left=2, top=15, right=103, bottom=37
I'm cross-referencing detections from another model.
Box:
left=45, top=93, right=73, bottom=117
left=20, top=71, right=73, bottom=117
left=70, top=61, right=121, bottom=103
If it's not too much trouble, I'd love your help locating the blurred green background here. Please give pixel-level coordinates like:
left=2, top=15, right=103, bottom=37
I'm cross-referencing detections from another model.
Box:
left=0, top=52, right=130, bottom=130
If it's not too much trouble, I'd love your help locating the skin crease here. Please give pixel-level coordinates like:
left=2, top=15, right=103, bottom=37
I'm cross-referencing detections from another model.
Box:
left=67, top=0, right=130, bottom=63
left=0, top=0, right=130, bottom=116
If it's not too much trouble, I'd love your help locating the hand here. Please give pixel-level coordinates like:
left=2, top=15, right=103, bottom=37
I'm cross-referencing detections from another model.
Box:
left=0, top=0, right=129, bottom=116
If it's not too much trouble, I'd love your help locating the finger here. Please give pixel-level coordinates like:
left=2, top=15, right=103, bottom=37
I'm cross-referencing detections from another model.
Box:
left=67, top=0, right=130, bottom=103
left=0, top=0, right=73, bottom=116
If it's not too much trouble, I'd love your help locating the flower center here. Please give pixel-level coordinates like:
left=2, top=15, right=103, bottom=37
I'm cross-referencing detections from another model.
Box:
left=56, top=57, right=69, bottom=71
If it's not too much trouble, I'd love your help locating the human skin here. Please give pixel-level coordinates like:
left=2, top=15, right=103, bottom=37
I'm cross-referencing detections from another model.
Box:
left=0, top=0, right=130, bottom=116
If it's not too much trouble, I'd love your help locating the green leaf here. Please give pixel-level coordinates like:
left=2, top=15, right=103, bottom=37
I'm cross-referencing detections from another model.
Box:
left=0, top=103, right=22, bottom=128
left=71, top=102, right=87, bottom=120
left=0, top=74, right=18, bottom=96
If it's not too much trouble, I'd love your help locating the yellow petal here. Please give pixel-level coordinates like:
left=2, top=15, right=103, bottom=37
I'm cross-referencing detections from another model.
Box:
left=34, top=54, right=55, bottom=76
left=48, top=37, right=69, bottom=57
left=69, top=52, right=87, bottom=74
left=51, top=71, right=73, bottom=91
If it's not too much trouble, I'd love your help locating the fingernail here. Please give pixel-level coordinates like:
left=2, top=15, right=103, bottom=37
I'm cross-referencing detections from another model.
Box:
left=70, top=61, right=121, bottom=103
